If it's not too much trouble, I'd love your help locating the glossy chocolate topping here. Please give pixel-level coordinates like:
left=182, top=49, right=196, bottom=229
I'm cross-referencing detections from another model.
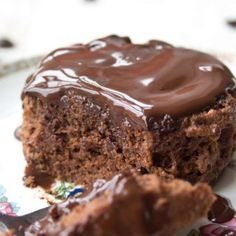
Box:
left=23, top=35, right=236, bottom=128
left=208, top=194, right=235, bottom=223
left=200, top=195, right=236, bottom=236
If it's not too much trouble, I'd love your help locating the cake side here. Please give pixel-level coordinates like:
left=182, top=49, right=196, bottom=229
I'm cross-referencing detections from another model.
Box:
left=152, top=93, right=236, bottom=183
left=22, top=90, right=236, bottom=186
left=25, top=174, right=215, bottom=236
left=22, top=92, right=153, bottom=186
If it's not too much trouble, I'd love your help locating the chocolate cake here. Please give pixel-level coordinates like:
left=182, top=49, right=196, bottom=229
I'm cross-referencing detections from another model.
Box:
left=25, top=174, right=215, bottom=236
left=21, top=35, right=236, bottom=186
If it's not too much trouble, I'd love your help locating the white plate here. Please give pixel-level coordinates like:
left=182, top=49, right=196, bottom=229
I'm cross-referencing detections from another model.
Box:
left=0, top=56, right=236, bottom=235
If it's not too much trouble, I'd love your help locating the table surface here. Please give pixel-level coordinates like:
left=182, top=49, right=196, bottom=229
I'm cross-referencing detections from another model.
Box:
left=0, top=0, right=235, bottom=64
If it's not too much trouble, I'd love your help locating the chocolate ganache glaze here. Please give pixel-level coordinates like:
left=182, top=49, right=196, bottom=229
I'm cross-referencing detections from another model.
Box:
left=208, top=194, right=236, bottom=224
left=23, top=35, right=236, bottom=128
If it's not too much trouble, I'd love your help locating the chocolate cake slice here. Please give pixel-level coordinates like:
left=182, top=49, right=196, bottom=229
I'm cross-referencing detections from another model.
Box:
left=25, top=174, right=215, bottom=236
left=21, top=35, right=236, bottom=186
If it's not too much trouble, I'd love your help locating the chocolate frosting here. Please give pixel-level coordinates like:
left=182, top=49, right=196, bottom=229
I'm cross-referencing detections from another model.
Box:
left=208, top=194, right=235, bottom=223
left=23, top=35, right=236, bottom=128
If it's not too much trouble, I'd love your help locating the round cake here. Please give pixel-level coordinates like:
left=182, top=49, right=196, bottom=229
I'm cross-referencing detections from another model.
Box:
left=21, top=35, right=236, bottom=186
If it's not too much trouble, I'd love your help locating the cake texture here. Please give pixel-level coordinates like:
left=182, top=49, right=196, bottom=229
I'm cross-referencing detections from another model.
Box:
left=21, top=35, right=236, bottom=186
left=25, top=174, right=215, bottom=236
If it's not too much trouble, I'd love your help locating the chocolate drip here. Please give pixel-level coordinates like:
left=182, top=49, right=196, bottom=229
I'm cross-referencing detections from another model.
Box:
left=220, top=230, right=236, bottom=236
left=22, top=35, right=236, bottom=129
left=208, top=194, right=235, bottom=223
left=14, top=126, right=21, bottom=141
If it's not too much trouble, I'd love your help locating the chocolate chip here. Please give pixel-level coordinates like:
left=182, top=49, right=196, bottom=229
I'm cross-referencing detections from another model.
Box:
left=227, top=20, right=236, bottom=28
left=0, top=38, right=14, bottom=48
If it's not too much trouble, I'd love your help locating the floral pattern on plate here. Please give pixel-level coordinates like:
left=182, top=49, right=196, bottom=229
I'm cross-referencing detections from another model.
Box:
left=0, top=184, right=20, bottom=232
left=0, top=185, right=19, bottom=216
left=49, top=181, right=84, bottom=202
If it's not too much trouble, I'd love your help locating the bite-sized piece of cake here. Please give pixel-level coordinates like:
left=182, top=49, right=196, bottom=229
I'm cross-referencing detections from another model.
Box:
left=25, top=174, right=215, bottom=236
left=21, top=35, right=236, bottom=186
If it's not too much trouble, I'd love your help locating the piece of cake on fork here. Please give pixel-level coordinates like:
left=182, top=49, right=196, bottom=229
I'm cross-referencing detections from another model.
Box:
left=25, top=173, right=215, bottom=236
